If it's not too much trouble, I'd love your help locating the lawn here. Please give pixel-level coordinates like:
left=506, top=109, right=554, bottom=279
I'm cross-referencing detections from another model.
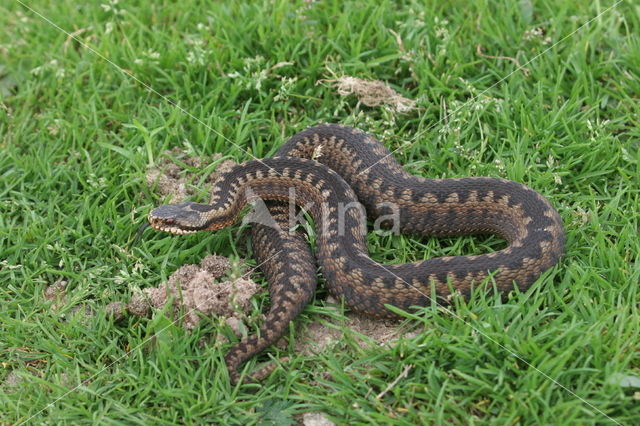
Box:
left=1, top=0, right=639, bottom=424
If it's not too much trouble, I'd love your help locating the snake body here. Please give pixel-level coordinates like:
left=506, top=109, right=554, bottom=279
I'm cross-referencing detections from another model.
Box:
left=149, top=124, right=565, bottom=384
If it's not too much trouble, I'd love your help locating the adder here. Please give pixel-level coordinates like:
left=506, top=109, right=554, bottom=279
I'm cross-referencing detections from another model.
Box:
left=148, top=124, right=565, bottom=384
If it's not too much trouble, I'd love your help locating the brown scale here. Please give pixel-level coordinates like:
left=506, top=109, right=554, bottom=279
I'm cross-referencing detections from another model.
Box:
left=148, top=124, right=565, bottom=384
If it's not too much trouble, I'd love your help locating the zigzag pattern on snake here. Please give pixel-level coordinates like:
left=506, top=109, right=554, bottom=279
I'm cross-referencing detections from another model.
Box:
left=148, top=124, right=565, bottom=384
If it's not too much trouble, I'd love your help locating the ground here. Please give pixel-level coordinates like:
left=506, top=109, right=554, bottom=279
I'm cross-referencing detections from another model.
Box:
left=1, top=0, right=639, bottom=424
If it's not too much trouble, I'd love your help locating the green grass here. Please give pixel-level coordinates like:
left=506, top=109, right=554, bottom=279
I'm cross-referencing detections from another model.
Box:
left=1, top=0, right=639, bottom=423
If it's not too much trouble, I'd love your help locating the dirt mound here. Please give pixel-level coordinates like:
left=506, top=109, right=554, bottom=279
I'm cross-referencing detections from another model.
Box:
left=107, top=255, right=260, bottom=330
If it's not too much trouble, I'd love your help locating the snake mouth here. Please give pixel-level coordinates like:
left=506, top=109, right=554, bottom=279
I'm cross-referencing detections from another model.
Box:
left=150, top=223, right=199, bottom=235
left=148, top=215, right=201, bottom=235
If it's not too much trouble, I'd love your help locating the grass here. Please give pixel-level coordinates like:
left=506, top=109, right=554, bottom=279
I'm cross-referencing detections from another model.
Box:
left=1, top=0, right=639, bottom=423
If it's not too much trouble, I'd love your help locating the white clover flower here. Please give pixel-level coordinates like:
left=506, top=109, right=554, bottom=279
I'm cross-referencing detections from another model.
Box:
left=101, top=0, right=125, bottom=15
left=274, top=76, right=298, bottom=101
left=186, top=47, right=210, bottom=65
left=185, top=36, right=205, bottom=46
left=252, top=69, right=268, bottom=90
left=30, top=59, right=65, bottom=78
left=134, top=49, right=160, bottom=65
left=434, top=17, right=450, bottom=40
left=30, top=65, right=45, bottom=76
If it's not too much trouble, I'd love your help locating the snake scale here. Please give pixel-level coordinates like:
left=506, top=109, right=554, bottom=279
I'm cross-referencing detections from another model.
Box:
left=148, top=124, right=565, bottom=384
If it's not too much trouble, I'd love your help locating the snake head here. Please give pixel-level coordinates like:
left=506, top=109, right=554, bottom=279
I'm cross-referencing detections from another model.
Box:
left=148, top=202, right=213, bottom=235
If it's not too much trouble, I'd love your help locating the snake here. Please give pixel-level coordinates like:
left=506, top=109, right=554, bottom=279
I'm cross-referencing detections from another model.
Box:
left=148, top=124, right=565, bottom=384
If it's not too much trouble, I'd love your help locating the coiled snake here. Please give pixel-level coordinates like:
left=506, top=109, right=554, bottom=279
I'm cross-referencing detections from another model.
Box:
left=148, top=124, right=565, bottom=384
